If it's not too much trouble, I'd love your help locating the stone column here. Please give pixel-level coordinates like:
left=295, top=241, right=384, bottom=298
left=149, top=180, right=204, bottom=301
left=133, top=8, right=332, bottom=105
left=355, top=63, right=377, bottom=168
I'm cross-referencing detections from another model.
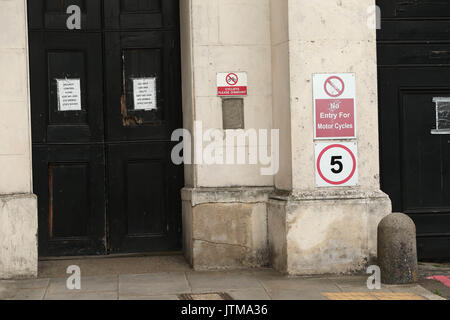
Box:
left=180, top=0, right=274, bottom=270
left=268, top=0, right=392, bottom=275
left=0, top=0, right=38, bottom=279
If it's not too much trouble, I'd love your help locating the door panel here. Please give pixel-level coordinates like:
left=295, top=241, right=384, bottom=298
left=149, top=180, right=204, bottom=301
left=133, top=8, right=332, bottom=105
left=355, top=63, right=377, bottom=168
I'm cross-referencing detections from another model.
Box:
left=29, top=31, right=104, bottom=143
left=104, top=31, right=180, bottom=142
left=107, top=142, right=182, bottom=253
left=104, top=0, right=177, bottom=30
left=33, top=145, right=106, bottom=256
left=377, top=0, right=450, bottom=18
left=402, top=91, right=450, bottom=211
left=377, top=0, right=450, bottom=260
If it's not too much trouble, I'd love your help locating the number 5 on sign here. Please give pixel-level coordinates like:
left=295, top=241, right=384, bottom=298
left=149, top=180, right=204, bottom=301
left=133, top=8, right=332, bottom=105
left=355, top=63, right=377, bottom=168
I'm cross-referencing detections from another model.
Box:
left=315, top=142, right=358, bottom=187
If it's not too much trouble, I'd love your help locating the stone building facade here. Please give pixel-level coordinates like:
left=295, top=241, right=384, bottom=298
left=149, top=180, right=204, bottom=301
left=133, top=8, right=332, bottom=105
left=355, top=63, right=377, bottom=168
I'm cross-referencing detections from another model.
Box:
left=4, top=0, right=446, bottom=280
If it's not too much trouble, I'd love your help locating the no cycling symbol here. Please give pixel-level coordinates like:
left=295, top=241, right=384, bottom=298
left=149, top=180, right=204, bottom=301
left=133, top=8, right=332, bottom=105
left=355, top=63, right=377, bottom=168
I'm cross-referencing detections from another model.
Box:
left=324, top=76, right=345, bottom=98
left=226, top=73, right=239, bottom=86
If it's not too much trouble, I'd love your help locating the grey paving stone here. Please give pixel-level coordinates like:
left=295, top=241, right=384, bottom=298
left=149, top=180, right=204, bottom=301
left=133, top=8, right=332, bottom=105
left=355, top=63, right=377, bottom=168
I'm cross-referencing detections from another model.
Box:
left=0, top=278, right=49, bottom=289
left=227, top=288, right=271, bottom=300
left=334, top=285, right=393, bottom=293
left=119, top=295, right=179, bottom=300
left=39, top=255, right=190, bottom=278
left=260, top=276, right=341, bottom=293
left=267, top=289, right=329, bottom=300
left=387, top=284, right=446, bottom=300
left=44, top=291, right=118, bottom=300
left=251, top=269, right=285, bottom=280
left=2, top=266, right=441, bottom=301
left=186, top=271, right=264, bottom=293
left=327, top=275, right=369, bottom=287
left=0, top=288, right=16, bottom=299
left=329, top=275, right=393, bottom=292
left=119, top=272, right=190, bottom=296
left=6, top=288, right=47, bottom=300
left=47, top=275, right=118, bottom=294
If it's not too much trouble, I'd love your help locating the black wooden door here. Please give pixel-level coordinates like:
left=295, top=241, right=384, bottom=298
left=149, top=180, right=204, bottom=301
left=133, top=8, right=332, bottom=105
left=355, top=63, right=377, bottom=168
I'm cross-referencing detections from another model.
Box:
left=377, top=0, right=450, bottom=260
left=28, top=0, right=183, bottom=257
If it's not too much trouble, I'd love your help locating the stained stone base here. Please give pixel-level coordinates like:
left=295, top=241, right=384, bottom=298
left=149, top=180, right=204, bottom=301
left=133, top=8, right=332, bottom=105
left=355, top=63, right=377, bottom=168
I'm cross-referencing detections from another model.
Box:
left=268, top=190, right=392, bottom=275
left=0, top=193, right=38, bottom=279
left=182, top=187, right=273, bottom=270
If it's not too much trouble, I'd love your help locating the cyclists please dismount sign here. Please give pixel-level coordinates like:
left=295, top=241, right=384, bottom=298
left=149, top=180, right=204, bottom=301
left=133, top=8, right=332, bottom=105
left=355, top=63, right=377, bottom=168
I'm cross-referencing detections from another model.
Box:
left=217, top=72, right=248, bottom=97
left=315, top=142, right=358, bottom=187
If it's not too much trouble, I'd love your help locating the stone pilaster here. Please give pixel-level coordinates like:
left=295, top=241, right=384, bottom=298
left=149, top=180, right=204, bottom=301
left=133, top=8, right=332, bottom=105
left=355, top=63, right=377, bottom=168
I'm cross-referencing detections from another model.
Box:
left=268, top=0, right=392, bottom=275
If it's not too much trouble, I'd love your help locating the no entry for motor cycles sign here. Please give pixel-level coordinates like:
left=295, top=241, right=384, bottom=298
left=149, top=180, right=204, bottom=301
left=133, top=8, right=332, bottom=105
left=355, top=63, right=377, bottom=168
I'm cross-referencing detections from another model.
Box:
left=217, top=72, right=247, bottom=97
left=313, top=73, right=356, bottom=139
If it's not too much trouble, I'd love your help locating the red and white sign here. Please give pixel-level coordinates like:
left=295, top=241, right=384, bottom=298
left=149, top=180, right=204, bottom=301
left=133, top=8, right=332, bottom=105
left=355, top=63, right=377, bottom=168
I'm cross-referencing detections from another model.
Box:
left=217, top=72, right=247, bottom=97
left=315, top=142, right=358, bottom=187
left=313, top=73, right=356, bottom=139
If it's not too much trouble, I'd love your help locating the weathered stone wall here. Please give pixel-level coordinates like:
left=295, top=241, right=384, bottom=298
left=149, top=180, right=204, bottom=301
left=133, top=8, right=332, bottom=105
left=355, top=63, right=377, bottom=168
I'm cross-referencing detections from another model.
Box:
left=180, top=0, right=274, bottom=188
left=0, top=0, right=33, bottom=193
left=182, top=188, right=272, bottom=270
left=0, top=194, right=38, bottom=279
left=0, top=0, right=38, bottom=279
left=269, top=191, right=391, bottom=275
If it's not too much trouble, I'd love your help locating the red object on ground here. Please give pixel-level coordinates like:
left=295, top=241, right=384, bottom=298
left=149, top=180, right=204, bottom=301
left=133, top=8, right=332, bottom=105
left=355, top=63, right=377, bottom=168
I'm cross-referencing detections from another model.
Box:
left=427, top=275, right=450, bottom=287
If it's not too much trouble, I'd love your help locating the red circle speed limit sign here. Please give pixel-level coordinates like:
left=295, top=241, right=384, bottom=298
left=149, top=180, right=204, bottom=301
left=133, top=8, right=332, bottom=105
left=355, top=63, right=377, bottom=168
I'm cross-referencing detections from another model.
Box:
left=315, top=142, right=358, bottom=187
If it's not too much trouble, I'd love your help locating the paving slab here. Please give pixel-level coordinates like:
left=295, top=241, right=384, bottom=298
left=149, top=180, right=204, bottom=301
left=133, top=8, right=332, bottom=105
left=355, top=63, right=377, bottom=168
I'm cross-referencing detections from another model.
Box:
left=186, top=271, right=264, bottom=293
left=260, top=276, right=341, bottom=293
left=46, top=275, right=118, bottom=294
left=119, top=272, right=190, bottom=296
left=227, top=288, right=271, bottom=300
left=418, top=263, right=450, bottom=300
left=5, top=288, right=47, bottom=300
left=328, top=275, right=395, bottom=292
left=0, top=278, right=49, bottom=289
left=267, top=289, right=330, bottom=300
left=119, top=294, right=179, bottom=300
left=386, top=284, right=446, bottom=300
left=39, top=254, right=190, bottom=278
left=44, top=291, right=118, bottom=300
left=323, top=292, right=426, bottom=300
left=1, top=257, right=444, bottom=301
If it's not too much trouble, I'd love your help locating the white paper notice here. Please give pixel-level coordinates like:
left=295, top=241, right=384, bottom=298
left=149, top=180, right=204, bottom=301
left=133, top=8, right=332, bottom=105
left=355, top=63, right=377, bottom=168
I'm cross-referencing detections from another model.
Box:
left=57, top=79, right=82, bottom=111
left=133, top=78, right=157, bottom=111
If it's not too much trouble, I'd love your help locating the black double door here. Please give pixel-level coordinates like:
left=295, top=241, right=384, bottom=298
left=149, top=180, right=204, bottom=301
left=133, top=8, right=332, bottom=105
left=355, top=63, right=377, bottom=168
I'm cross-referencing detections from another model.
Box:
left=377, top=1, right=450, bottom=260
left=28, top=0, right=183, bottom=256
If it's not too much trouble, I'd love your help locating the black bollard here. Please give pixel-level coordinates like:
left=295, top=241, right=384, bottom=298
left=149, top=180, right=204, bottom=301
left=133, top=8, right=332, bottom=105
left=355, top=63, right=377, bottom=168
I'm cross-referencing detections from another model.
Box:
left=377, top=213, right=419, bottom=284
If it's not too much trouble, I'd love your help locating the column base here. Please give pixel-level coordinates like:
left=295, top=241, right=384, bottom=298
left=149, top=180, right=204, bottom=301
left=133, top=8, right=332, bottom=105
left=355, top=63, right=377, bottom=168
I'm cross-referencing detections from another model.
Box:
left=182, top=187, right=273, bottom=270
left=0, top=193, right=38, bottom=279
left=268, top=189, right=392, bottom=275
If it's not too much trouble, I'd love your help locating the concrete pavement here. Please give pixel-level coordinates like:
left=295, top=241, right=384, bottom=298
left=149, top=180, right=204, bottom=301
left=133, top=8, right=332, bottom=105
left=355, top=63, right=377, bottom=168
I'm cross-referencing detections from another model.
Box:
left=418, top=262, right=450, bottom=300
left=0, top=256, right=446, bottom=300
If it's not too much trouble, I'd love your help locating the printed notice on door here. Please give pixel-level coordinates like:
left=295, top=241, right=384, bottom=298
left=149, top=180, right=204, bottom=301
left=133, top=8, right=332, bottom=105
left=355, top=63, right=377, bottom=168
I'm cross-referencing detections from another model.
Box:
left=56, top=79, right=82, bottom=111
left=133, top=78, right=157, bottom=111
